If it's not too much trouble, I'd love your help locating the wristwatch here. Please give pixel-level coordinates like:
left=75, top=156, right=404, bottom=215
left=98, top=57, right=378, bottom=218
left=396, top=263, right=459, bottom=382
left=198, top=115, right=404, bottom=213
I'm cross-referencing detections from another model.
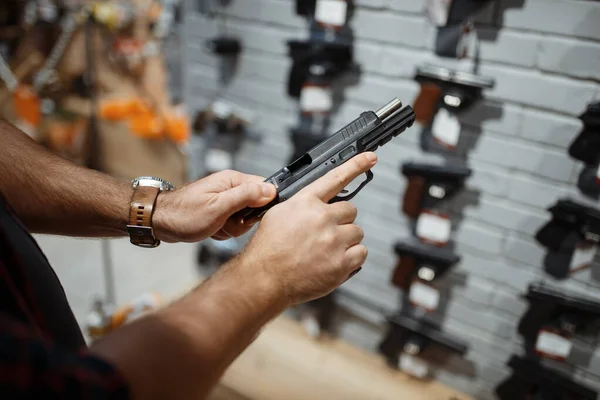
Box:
left=127, top=176, right=175, bottom=248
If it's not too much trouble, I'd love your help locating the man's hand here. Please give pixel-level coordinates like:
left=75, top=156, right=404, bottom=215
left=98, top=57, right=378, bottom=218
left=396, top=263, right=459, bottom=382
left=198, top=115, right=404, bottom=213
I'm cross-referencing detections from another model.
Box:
left=153, top=170, right=277, bottom=243
left=239, top=152, right=378, bottom=306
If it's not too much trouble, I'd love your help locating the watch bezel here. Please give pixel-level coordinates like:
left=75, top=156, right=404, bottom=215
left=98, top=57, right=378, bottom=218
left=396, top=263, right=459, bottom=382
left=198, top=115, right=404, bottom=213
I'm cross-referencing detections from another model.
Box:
left=132, top=176, right=175, bottom=191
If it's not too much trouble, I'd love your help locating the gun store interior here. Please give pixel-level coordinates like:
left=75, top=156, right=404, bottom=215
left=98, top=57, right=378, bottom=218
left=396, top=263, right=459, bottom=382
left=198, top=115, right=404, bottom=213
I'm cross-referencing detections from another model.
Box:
left=1, top=1, right=600, bottom=399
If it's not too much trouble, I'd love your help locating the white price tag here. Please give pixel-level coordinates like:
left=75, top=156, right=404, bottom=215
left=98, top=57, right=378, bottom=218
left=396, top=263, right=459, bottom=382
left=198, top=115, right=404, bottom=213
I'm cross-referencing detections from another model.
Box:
left=409, top=281, right=440, bottom=311
left=425, top=0, right=452, bottom=26
left=416, top=212, right=451, bottom=245
left=300, top=86, right=333, bottom=113
left=570, top=243, right=597, bottom=273
left=205, top=149, right=233, bottom=172
left=399, top=353, right=429, bottom=379
left=535, top=330, right=572, bottom=360
left=431, top=108, right=461, bottom=149
left=212, top=101, right=233, bottom=119
left=315, top=0, right=348, bottom=27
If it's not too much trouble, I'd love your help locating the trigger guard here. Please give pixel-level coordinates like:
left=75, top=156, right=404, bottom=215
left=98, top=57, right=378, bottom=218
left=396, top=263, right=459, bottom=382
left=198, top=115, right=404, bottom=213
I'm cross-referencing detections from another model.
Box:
left=330, top=170, right=374, bottom=204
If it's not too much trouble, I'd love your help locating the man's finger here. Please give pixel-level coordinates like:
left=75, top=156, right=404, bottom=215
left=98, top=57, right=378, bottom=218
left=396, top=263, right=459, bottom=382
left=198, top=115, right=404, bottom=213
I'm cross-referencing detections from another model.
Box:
left=336, top=224, right=364, bottom=248
left=343, top=244, right=369, bottom=272
left=214, top=182, right=276, bottom=217
left=328, top=202, right=358, bottom=225
left=301, top=152, right=377, bottom=202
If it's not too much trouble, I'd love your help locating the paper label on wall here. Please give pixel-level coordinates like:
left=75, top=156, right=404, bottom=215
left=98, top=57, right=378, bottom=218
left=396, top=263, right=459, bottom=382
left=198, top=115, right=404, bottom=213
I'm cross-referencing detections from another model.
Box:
left=431, top=108, right=461, bottom=149
left=315, top=0, right=348, bottom=27
left=535, top=330, right=572, bottom=360
left=570, top=243, right=597, bottom=273
left=205, top=148, right=233, bottom=172
left=300, top=86, right=333, bottom=113
left=409, top=281, right=440, bottom=311
left=425, top=0, right=453, bottom=27
left=399, top=353, right=429, bottom=379
left=416, top=212, right=451, bottom=245
left=212, top=100, right=233, bottom=119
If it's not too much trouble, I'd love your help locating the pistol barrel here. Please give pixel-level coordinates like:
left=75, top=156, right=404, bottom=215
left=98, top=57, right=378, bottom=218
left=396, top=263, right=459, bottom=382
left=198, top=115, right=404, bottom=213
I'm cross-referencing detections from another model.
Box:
left=376, top=98, right=403, bottom=121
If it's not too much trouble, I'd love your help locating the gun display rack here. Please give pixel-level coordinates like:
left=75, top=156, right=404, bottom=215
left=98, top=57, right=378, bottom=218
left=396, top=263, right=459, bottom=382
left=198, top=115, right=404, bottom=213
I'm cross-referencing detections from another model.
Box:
left=191, top=1, right=262, bottom=271
left=499, top=104, right=600, bottom=397
left=287, top=0, right=358, bottom=339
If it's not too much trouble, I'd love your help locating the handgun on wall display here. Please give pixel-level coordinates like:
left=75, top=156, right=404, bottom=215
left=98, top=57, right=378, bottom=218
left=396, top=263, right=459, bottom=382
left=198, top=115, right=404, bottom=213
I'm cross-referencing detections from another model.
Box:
left=401, top=161, right=472, bottom=219
left=413, top=65, right=494, bottom=150
left=517, top=282, right=600, bottom=362
left=205, top=36, right=242, bottom=56
left=535, top=199, right=600, bottom=279
left=237, top=98, right=416, bottom=223
left=378, top=312, right=468, bottom=379
left=426, top=0, right=493, bottom=58
left=495, top=355, right=598, bottom=400
left=192, top=100, right=260, bottom=175
left=569, top=102, right=600, bottom=166
left=391, top=240, right=460, bottom=300
left=286, top=39, right=353, bottom=106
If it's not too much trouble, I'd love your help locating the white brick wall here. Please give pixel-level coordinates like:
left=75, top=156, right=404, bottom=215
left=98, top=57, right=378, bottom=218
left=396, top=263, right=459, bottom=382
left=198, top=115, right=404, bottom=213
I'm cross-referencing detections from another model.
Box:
left=184, top=0, right=600, bottom=397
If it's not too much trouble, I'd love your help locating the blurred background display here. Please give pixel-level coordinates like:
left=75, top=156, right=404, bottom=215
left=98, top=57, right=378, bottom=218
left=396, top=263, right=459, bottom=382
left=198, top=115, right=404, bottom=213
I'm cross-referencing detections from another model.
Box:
left=2, top=1, right=600, bottom=399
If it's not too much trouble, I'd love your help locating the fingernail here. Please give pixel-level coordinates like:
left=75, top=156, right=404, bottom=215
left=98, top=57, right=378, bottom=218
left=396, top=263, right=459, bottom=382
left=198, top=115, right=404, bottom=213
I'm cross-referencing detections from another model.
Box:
left=262, top=183, right=275, bottom=197
left=365, top=153, right=377, bottom=163
left=348, top=268, right=362, bottom=279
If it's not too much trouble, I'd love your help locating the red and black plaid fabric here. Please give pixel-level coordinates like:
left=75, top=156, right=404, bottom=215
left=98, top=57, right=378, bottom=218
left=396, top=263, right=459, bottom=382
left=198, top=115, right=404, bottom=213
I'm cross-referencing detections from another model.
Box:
left=0, top=193, right=129, bottom=399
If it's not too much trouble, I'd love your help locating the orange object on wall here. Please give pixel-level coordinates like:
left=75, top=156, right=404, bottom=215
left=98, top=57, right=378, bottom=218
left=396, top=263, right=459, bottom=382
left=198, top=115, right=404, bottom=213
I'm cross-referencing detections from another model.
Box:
left=13, top=85, right=41, bottom=128
left=129, top=110, right=164, bottom=139
left=164, top=113, right=190, bottom=144
left=99, top=97, right=149, bottom=120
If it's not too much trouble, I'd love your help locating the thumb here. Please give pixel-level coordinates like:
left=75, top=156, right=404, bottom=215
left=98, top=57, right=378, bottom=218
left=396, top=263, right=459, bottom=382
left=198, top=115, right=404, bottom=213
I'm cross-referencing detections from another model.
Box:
left=214, top=182, right=277, bottom=217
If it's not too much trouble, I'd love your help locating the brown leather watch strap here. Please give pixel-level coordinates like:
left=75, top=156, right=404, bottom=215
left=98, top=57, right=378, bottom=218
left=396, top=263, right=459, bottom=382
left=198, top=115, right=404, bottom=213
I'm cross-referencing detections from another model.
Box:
left=128, top=186, right=161, bottom=247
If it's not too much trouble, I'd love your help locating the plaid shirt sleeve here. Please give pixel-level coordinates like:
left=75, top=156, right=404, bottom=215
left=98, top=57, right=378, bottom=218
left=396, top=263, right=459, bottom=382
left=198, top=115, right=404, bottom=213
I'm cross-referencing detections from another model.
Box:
left=0, top=314, right=130, bottom=399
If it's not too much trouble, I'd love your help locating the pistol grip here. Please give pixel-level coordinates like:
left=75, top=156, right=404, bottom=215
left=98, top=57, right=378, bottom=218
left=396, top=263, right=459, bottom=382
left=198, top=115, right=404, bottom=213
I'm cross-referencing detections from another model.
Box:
left=413, top=83, right=443, bottom=126
left=391, top=257, right=416, bottom=290
left=402, top=176, right=425, bottom=218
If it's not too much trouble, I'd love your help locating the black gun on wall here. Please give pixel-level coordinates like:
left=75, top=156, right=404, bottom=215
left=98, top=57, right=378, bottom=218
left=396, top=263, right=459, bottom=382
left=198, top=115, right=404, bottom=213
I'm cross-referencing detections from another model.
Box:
left=569, top=102, right=600, bottom=200
left=401, top=162, right=472, bottom=219
left=535, top=199, right=600, bottom=279
left=518, top=283, right=600, bottom=361
left=413, top=65, right=494, bottom=126
left=378, top=313, right=468, bottom=378
left=391, top=240, right=460, bottom=291
left=238, top=98, right=416, bottom=223
left=286, top=39, right=353, bottom=99
left=569, top=102, right=600, bottom=166
left=496, top=355, right=598, bottom=400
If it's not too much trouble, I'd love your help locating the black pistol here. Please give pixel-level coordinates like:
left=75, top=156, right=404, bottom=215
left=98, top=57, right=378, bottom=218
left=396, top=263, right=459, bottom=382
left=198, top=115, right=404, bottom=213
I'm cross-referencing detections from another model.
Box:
left=496, top=355, right=598, bottom=400
left=238, top=99, right=416, bottom=223
left=286, top=39, right=353, bottom=98
left=569, top=101, right=600, bottom=166
left=391, top=240, right=460, bottom=291
left=535, top=199, right=600, bottom=278
left=378, top=312, right=468, bottom=371
left=535, top=199, right=600, bottom=251
left=518, top=282, right=600, bottom=359
left=413, top=64, right=495, bottom=126
left=401, top=162, right=472, bottom=219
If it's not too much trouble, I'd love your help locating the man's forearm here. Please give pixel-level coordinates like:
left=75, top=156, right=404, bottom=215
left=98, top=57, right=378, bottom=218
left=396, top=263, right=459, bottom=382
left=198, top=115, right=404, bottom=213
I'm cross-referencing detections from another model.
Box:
left=89, top=255, right=288, bottom=399
left=0, top=120, right=132, bottom=237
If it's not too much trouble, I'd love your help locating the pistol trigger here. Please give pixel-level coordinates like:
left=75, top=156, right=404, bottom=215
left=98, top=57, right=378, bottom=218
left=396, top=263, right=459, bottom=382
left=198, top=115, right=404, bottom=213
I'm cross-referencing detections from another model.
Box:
left=329, top=170, right=374, bottom=204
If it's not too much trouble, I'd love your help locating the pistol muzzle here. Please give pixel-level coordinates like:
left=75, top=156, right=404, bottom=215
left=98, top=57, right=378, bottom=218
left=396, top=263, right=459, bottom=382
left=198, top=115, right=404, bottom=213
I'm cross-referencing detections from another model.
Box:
left=376, top=98, right=403, bottom=122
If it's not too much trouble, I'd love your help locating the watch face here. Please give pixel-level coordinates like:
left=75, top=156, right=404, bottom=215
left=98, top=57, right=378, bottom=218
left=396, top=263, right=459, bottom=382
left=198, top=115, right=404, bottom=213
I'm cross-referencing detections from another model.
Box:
left=133, top=176, right=175, bottom=191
